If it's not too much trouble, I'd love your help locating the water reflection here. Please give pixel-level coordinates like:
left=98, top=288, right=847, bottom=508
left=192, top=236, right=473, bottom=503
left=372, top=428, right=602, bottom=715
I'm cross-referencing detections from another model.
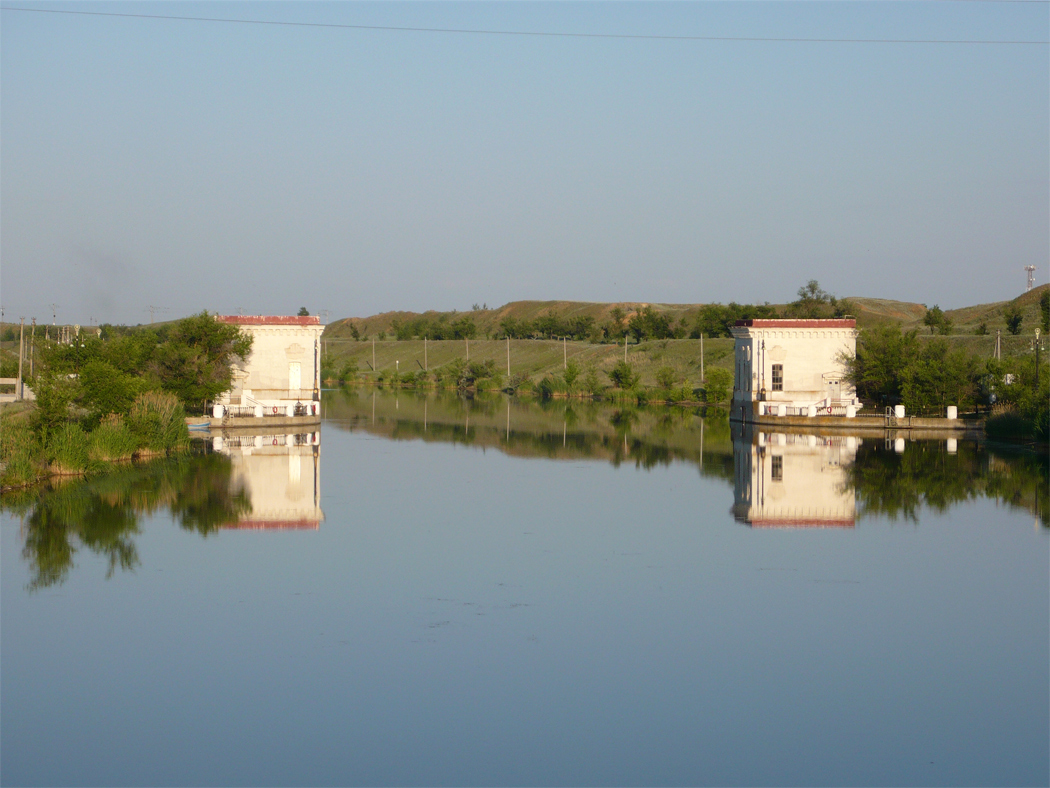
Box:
left=211, top=431, right=323, bottom=530
left=4, top=393, right=1046, bottom=589
left=732, top=427, right=858, bottom=528
left=4, top=451, right=251, bottom=590
left=327, top=390, right=1048, bottom=527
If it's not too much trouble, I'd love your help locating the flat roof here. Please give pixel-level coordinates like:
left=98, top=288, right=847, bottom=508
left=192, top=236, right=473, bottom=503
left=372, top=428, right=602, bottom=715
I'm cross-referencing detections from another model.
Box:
left=734, top=318, right=856, bottom=328
left=215, top=315, right=321, bottom=326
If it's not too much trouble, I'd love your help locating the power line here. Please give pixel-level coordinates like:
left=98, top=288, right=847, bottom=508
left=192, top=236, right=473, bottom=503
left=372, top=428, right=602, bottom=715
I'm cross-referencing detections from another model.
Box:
left=2, top=6, right=1047, bottom=45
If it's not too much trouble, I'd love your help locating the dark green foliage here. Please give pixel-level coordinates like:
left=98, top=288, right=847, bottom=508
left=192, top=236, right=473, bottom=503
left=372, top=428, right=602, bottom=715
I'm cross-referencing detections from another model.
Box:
left=31, top=374, right=79, bottom=441
left=690, top=302, right=777, bottom=338
left=78, top=360, right=145, bottom=424
left=1041, top=289, right=1049, bottom=334
left=786, top=280, right=854, bottom=319
left=976, top=322, right=988, bottom=336
left=845, top=326, right=977, bottom=413
left=1004, top=304, right=1024, bottom=335
left=298, top=307, right=309, bottom=316
left=150, top=313, right=252, bottom=409
left=607, top=361, right=639, bottom=389
left=627, top=306, right=676, bottom=342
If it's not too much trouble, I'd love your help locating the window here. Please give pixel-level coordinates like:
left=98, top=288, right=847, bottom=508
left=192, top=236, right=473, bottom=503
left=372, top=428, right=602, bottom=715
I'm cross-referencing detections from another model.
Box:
left=772, top=364, right=783, bottom=391
left=771, top=455, right=783, bottom=482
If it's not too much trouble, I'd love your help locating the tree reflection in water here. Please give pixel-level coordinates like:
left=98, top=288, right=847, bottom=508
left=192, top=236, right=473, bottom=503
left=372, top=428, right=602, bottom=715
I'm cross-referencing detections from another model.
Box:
left=5, top=451, right=250, bottom=591
left=847, top=439, right=1048, bottom=526
left=328, top=389, right=1048, bottom=527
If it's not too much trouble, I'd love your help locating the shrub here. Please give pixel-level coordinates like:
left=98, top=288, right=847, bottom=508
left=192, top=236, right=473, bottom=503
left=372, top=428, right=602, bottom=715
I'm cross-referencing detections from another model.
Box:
left=607, top=361, right=639, bottom=389
left=705, top=368, right=733, bottom=404
left=563, top=360, right=581, bottom=390
left=583, top=367, right=602, bottom=396
left=127, top=391, right=189, bottom=453
left=655, top=366, right=677, bottom=390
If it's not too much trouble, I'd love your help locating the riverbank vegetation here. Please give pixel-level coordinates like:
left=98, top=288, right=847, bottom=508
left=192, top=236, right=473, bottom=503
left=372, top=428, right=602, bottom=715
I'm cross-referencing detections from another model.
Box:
left=0, top=313, right=251, bottom=490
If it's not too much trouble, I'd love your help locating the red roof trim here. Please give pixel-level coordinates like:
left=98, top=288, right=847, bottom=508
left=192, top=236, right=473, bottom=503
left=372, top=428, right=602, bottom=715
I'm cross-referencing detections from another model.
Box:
left=223, top=519, right=321, bottom=530
left=734, top=319, right=856, bottom=328
left=215, top=315, right=321, bottom=326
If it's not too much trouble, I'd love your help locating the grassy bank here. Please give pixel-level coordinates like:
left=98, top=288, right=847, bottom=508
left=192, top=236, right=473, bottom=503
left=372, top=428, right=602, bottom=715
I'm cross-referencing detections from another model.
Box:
left=0, top=392, right=191, bottom=491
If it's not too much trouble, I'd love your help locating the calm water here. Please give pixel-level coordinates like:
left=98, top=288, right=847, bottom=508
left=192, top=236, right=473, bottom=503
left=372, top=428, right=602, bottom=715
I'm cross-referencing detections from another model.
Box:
left=2, top=391, right=1047, bottom=787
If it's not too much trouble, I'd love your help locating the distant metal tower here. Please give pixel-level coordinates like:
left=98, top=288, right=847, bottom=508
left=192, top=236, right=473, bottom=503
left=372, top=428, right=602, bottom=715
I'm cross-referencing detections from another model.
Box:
left=1025, top=265, right=1036, bottom=291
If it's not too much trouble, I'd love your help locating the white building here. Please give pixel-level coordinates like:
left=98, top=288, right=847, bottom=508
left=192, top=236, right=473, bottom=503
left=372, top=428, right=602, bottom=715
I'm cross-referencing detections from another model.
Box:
left=730, top=318, right=860, bottom=419
left=215, top=315, right=324, bottom=413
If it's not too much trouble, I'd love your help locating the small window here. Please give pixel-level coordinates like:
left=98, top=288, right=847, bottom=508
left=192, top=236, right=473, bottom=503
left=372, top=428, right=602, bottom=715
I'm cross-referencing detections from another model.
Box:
left=772, top=364, right=783, bottom=392
left=771, top=455, right=783, bottom=482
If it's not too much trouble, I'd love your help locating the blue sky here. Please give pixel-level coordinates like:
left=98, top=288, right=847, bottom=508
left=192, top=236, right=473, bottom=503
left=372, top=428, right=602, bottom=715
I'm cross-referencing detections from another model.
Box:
left=2, top=1, right=1047, bottom=325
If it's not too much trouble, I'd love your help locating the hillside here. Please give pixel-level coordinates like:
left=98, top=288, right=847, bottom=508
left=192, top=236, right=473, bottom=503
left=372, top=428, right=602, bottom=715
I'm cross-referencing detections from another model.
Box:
left=323, top=285, right=1048, bottom=340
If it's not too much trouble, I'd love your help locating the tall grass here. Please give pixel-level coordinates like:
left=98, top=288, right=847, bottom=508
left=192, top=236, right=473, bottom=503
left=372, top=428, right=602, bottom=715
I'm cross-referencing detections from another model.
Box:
left=88, top=414, right=138, bottom=461
left=126, top=391, right=190, bottom=453
left=0, top=414, right=45, bottom=488
left=47, top=422, right=90, bottom=474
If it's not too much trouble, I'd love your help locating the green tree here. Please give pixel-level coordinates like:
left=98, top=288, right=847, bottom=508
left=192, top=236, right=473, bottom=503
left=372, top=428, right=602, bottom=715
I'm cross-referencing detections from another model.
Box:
left=1040, top=289, right=1049, bottom=334
left=704, top=367, right=732, bottom=404
left=563, top=359, right=581, bottom=390
left=607, top=360, right=639, bottom=389
left=297, top=307, right=309, bottom=317
left=150, top=313, right=253, bottom=410
left=923, top=305, right=953, bottom=335
left=1004, top=304, right=1024, bottom=335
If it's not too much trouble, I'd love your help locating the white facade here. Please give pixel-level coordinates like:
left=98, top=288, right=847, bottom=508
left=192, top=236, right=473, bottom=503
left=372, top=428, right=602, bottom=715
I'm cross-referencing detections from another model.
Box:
left=730, top=319, right=859, bottom=416
left=215, top=316, right=324, bottom=411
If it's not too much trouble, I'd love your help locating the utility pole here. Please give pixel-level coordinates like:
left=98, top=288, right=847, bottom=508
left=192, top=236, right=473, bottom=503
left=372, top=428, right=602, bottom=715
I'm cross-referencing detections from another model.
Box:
left=17, top=318, right=25, bottom=400
left=1036, top=328, right=1041, bottom=390
left=29, top=319, right=36, bottom=377
left=700, top=333, right=705, bottom=382
left=49, top=303, right=58, bottom=325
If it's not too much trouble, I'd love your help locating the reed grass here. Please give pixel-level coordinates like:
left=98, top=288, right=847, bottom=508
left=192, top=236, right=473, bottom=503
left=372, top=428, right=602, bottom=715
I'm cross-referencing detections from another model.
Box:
left=127, top=391, right=190, bottom=453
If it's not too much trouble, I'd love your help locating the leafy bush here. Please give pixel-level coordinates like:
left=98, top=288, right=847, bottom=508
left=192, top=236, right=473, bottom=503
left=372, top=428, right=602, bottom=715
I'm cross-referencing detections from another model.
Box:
left=656, top=366, right=677, bottom=390
left=563, top=360, right=581, bottom=391
left=705, top=368, right=733, bottom=404
left=607, top=361, right=639, bottom=389
left=79, top=360, right=146, bottom=424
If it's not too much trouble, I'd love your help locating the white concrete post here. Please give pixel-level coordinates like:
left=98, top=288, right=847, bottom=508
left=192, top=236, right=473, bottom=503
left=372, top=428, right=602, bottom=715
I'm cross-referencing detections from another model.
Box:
left=946, top=405, right=957, bottom=420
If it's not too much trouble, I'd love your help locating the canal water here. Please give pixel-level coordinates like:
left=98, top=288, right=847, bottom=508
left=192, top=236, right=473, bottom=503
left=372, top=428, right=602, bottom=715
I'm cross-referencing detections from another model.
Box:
left=2, top=390, right=1047, bottom=786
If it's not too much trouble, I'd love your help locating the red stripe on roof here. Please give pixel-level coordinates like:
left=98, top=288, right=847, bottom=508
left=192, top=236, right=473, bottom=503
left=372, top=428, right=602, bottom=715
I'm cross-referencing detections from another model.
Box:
left=215, top=315, right=321, bottom=326
left=734, top=319, right=856, bottom=328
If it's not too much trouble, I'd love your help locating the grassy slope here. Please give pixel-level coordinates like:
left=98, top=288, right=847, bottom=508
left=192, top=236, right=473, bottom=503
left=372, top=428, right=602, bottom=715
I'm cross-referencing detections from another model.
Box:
left=320, top=285, right=1048, bottom=389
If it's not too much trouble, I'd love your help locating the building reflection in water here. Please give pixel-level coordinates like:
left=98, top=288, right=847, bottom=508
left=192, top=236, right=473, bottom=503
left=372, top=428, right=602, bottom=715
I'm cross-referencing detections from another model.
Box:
left=732, top=425, right=858, bottom=528
left=211, top=431, right=324, bottom=530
